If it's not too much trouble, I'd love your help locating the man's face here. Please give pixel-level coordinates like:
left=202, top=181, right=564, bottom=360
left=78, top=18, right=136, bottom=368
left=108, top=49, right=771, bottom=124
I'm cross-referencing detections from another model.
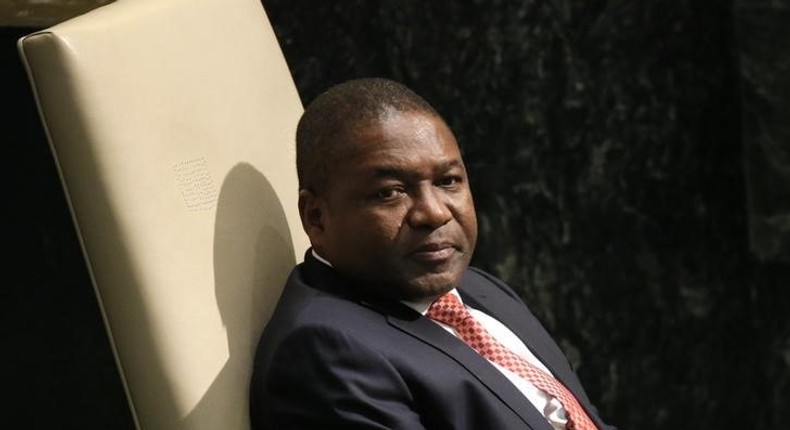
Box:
left=302, top=110, right=478, bottom=301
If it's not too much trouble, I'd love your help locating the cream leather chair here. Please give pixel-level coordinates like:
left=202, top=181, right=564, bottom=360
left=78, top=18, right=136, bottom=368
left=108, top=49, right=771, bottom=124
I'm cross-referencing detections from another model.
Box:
left=17, top=0, right=309, bottom=428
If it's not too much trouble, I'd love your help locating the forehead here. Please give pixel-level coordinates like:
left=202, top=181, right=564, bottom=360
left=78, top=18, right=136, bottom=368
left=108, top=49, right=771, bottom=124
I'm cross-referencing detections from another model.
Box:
left=336, top=111, right=462, bottom=171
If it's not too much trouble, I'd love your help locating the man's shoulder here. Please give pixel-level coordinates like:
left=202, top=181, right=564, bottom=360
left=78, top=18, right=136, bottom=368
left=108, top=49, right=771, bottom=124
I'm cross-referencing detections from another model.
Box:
left=461, top=266, right=521, bottom=300
left=463, top=266, right=501, bottom=283
left=269, top=260, right=410, bottom=335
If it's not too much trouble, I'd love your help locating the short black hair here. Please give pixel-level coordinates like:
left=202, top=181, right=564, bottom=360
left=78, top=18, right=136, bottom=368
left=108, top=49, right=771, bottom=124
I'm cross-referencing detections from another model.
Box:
left=295, top=78, right=441, bottom=193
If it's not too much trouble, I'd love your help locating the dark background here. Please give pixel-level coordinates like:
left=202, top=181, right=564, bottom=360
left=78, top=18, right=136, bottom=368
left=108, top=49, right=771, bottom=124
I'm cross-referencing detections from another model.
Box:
left=4, top=0, right=790, bottom=428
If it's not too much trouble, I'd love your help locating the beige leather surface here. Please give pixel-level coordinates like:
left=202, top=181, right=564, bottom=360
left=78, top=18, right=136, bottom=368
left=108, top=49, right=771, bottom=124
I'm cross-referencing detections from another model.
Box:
left=17, top=0, right=309, bottom=428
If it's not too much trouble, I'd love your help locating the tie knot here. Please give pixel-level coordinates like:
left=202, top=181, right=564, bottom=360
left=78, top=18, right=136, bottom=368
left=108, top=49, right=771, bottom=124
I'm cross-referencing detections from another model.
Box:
left=427, top=293, right=471, bottom=326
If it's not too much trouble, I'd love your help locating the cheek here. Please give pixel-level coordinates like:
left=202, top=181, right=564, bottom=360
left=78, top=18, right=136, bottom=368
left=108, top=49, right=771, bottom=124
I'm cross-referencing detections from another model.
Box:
left=364, top=212, right=404, bottom=243
left=456, top=197, right=479, bottom=242
left=336, top=209, right=403, bottom=249
left=452, top=193, right=477, bottom=222
left=465, top=214, right=479, bottom=246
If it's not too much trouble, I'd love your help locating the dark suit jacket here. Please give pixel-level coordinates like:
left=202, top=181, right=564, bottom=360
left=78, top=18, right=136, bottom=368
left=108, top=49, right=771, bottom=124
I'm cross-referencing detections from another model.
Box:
left=250, top=250, right=614, bottom=430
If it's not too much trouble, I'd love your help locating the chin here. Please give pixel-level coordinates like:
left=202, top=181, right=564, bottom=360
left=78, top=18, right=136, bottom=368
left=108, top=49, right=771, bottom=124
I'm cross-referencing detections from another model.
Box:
left=400, top=272, right=461, bottom=300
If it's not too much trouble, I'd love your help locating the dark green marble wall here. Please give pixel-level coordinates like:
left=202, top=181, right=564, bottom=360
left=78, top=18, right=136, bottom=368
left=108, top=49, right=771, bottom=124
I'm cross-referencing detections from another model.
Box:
left=262, top=0, right=789, bottom=428
left=737, top=0, right=790, bottom=262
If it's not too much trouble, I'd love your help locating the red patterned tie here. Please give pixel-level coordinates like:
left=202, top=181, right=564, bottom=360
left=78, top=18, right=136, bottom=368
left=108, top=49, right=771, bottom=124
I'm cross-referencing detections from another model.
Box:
left=427, top=293, right=598, bottom=430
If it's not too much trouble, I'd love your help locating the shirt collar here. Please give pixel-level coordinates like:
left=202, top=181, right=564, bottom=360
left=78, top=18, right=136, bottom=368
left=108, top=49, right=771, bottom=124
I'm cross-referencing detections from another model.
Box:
left=401, top=288, right=462, bottom=316
left=311, top=249, right=333, bottom=267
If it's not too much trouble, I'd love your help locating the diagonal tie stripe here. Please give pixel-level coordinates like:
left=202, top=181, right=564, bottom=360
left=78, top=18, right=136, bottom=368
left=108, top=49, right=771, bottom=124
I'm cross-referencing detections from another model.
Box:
left=427, top=293, right=598, bottom=430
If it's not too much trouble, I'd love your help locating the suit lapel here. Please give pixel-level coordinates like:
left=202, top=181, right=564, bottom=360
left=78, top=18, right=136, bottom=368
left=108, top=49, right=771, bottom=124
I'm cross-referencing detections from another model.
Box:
left=459, top=286, right=572, bottom=381
left=386, top=311, right=553, bottom=430
left=459, top=283, right=602, bottom=425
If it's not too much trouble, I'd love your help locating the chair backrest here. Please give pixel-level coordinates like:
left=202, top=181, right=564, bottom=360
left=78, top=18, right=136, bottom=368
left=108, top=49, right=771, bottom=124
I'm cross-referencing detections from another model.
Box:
left=17, top=0, right=309, bottom=428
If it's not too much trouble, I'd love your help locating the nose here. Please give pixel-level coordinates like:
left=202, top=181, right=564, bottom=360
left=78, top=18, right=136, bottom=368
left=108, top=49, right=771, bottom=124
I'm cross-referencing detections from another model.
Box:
left=407, top=187, right=453, bottom=229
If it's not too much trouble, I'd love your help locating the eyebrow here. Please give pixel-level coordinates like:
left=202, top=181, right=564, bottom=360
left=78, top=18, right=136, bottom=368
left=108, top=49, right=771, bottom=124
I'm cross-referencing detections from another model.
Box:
left=369, top=159, right=464, bottom=179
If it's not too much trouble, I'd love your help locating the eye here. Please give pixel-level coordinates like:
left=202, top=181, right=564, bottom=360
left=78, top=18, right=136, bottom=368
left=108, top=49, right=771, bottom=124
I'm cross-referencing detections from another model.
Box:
left=436, top=176, right=462, bottom=188
left=373, top=187, right=405, bottom=201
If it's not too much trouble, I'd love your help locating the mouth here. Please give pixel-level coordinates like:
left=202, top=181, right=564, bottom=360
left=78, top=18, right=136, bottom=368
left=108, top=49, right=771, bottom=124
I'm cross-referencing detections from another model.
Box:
left=409, top=242, right=458, bottom=263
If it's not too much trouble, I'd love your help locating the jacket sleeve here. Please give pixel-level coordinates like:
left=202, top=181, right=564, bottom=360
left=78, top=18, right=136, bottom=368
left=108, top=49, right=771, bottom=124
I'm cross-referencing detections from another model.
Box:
left=253, top=324, right=427, bottom=430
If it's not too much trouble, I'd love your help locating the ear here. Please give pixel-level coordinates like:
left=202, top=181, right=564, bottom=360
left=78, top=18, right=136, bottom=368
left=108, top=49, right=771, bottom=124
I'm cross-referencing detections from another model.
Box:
left=298, top=188, right=327, bottom=246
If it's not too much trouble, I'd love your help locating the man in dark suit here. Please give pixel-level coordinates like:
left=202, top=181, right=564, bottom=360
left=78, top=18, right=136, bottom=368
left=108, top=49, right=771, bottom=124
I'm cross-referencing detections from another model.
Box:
left=249, top=78, right=615, bottom=429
